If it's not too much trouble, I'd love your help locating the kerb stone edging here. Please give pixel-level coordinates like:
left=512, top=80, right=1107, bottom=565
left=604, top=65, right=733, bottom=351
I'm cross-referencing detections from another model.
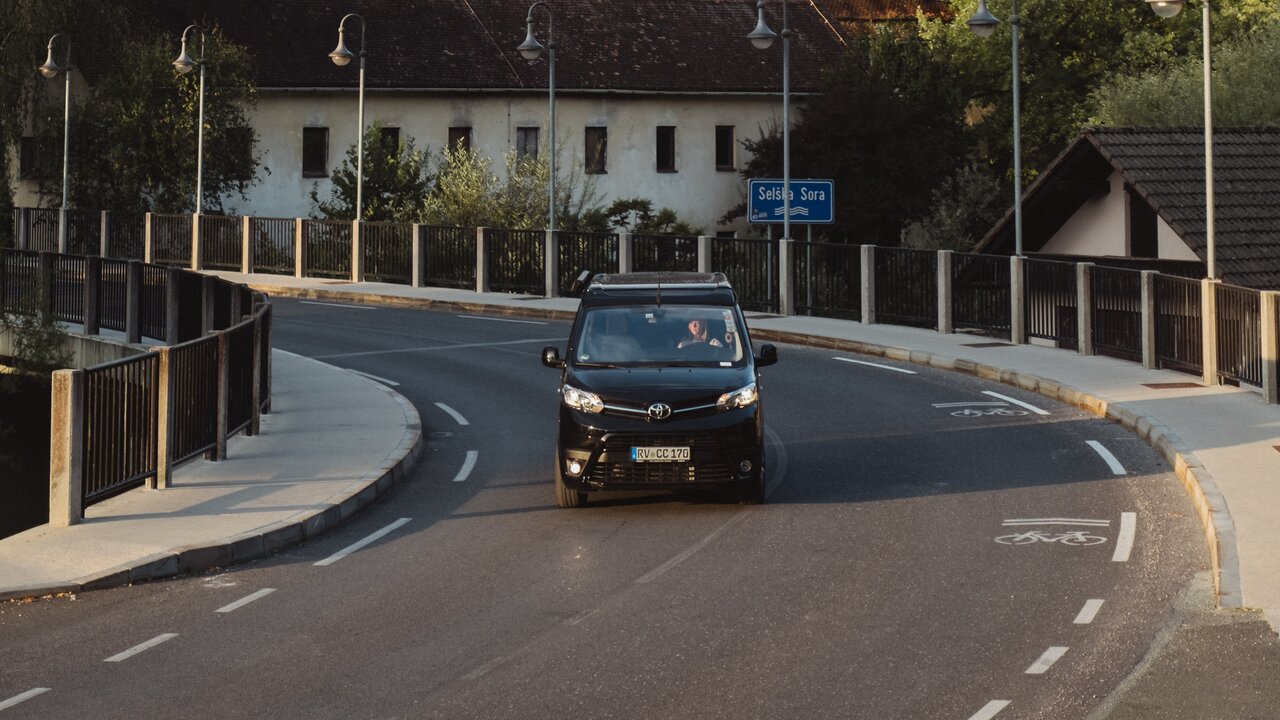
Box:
left=1, top=363, right=424, bottom=603
left=751, top=328, right=1244, bottom=611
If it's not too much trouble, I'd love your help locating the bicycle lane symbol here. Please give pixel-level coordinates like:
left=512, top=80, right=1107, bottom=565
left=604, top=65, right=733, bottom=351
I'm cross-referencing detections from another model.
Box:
left=932, top=401, right=1028, bottom=418
left=993, top=518, right=1111, bottom=546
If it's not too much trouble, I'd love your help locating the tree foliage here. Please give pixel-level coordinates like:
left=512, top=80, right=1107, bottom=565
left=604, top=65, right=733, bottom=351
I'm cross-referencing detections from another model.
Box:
left=312, top=123, right=432, bottom=223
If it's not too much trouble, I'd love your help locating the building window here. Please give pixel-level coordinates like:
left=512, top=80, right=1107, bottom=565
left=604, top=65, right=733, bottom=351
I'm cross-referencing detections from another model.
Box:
left=656, top=126, right=676, bottom=173
left=1127, top=185, right=1158, bottom=258
left=715, top=126, right=735, bottom=171
left=19, top=136, right=37, bottom=179
left=585, top=127, right=607, bottom=174
left=516, top=127, right=539, bottom=161
left=379, top=125, right=401, bottom=148
left=302, top=127, right=328, bottom=178
left=448, top=126, right=472, bottom=152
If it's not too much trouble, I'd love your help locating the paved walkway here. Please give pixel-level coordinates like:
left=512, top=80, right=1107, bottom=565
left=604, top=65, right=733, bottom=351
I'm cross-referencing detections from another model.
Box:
left=3, top=271, right=1277, bottom=640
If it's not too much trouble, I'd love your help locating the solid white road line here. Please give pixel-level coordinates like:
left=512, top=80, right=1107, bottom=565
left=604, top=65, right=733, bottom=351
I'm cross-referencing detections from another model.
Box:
left=452, top=451, right=479, bottom=483
left=434, top=402, right=470, bottom=426
left=981, top=391, right=1050, bottom=415
left=636, top=511, right=750, bottom=584
left=299, top=300, right=377, bottom=310
left=314, top=518, right=412, bottom=567
left=459, top=314, right=548, bottom=325
left=967, top=700, right=1011, bottom=720
left=104, top=633, right=179, bottom=663
left=216, top=588, right=277, bottom=614
left=0, top=689, right=50, bottom=711
left=1025, top=646, right=1069, bottom=675
left=931, top=401, right=1009, bottom=408
left=1086, top=440, right=1127, bottom=476
left=1074, top=599, right=1106, bottom=625
left=313, top=337, right=565, bottom=360
left=832, top=357, right=918, bottom=374
left=1113, top=512, right=1137, bottom=562
left=1002, top=518, right=1111, bottom=527
left=346, top=369, right=400, bottom=387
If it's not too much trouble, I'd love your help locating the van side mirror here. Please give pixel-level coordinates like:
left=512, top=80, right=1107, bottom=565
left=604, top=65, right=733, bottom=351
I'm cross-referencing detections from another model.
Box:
left=755, top=343, right=778, bottom=367
left=542, top=346, right=566, bottom=369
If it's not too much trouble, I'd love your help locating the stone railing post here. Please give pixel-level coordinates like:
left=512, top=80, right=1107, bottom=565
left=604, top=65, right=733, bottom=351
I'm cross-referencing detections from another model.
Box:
left=294, top=218, right=306, bottom=278
left=16, top=207, right=30, bottom=250
left=191, top=213, right=204, bottom=270
left=1141, top=270, right=1158, bottom=370
left=49, top=369, right=85, bottom=526
left=143, top=212, right=154, bottom=264
left=84, top=256, right=101, bottom=335
left=476, top=227, right=490, bottom=293
left=99, top=210, right=110, bottom=258
left=860, top=244, right=876, bottom=325
left=37, top=252, right=55, bottom=323
left=697, top=235, right=713, bottom=274
left=1077, top=262, right=1094, bottom=356
left=411, top=224, right=424, bottom=288
left=153, top=346, right=174, bottom=489
left=1261, top=291, right=1278, bottom=404
left=618, top=232, right=634, bottom=274
left=545, top=229, right=560, bottom=298
left=125, top=260, right=142, bottom=344
left=241, top=216, right=254, bottom=274
left=57, top=208, right=68, bottom=254
left=1202, top=278, right=1220, bottom=386
left=937, top=250, right=953, bottom=334
left=351, top=220, right=364, bottom=283
left=1010, top=256, right=1026, bottom=345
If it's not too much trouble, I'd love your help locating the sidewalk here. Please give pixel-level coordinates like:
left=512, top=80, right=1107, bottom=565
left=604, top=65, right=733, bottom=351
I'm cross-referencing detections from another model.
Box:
left=3, top=270, right=1277, bottom=640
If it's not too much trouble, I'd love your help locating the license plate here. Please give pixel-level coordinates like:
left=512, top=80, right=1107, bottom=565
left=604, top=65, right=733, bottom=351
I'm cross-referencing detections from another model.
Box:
left=631, top=446, right=691, bottom=462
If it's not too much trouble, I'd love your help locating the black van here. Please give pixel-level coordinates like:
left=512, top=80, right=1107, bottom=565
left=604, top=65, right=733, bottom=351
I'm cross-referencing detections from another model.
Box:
left=541, top=272, right=777, bottom=508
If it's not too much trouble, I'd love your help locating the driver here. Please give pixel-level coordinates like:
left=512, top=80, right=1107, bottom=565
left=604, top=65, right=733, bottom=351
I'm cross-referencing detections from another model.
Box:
left=677, top=317, right=723, bottom=349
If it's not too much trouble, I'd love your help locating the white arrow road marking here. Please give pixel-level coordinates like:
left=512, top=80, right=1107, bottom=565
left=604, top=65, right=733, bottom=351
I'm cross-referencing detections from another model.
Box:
left=104, top=634, right=179, bottom=663
left=0, top=689, right=50, bottom=711
left=832, top=357, right=917, bottom=374
left=314, top=518, right=411, bottom=567
left=452, top=451, right=479, bottom=483
left=1025, top=646, right=1069, bottom=675
left=1113, top=512, right=1137, bottom=562
left=981, top=391, right=1050, bottom=415
left=216, top=588, right=277, bottom=614
left=435, top=403, right=470, bottom=426
left=967, top=700, right=1011, bottom=720
left=1074, top=599, right=1105, bottom=625
left=1086, top=440, right=1127, bottom=475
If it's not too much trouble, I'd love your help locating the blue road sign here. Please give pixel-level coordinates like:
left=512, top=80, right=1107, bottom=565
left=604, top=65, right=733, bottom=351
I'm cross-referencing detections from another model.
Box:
left=748, top=179, right=834, bottom=224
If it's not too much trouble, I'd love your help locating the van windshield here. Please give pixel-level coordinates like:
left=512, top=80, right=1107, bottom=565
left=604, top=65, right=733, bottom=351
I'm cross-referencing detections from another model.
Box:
left=573, top=305, right=745, bottom=366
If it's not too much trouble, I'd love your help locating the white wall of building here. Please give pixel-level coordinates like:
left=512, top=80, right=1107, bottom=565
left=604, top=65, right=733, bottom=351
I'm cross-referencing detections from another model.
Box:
left=1038, top=170, right=1198, bottom=260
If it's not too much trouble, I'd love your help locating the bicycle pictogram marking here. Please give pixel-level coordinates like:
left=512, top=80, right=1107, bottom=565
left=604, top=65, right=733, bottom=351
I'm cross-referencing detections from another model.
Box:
left=994, top=530, right=1108, bottom=546
left=950, top=407, right=1029, bottom=418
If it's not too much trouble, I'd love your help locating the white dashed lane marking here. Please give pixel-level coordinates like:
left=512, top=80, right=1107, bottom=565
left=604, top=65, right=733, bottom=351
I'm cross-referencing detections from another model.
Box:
left=967, top=700, right=1010, bottom=720
left=1074, top=599, right=1105, bottom=625
left=832, top=357, right=917, bottom=374
left=216, top=588, right=277, bottom=614
left=0, top=689, right=50, bottom=711
left=435, top=403, right=470, bottom=426
left=452, top=451, right=479, bottom=483
left=1086, top=440, right=1127, bottom=475
left=1025, top=646, right=1069, bottom=675
left=104, top=633, right=179, bottom=663
left=314, top=518, right=412, bottom=567
left=981, top=390, right=1050, bottom=415
left=1113, top=512, right=1137, bottom=562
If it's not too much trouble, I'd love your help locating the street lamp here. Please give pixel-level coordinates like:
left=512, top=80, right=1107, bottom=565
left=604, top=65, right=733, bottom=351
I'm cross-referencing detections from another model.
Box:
left=38, top=33, right=72, bottom=252
left=1144, top=0, right=1215, bottom=279
left=518, top=1, right=557, bottom=231
left=967, top=0, right=1024, bottom=257
left=748, top=0, right=794, bottom=315
left=329, top=13, right=367, bottom=221
left=173, top=24, right=207, bottom=215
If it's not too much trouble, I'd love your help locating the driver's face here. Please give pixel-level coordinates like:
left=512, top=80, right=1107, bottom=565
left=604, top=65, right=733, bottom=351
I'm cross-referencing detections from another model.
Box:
left=688, top=319, right=704, bottom=335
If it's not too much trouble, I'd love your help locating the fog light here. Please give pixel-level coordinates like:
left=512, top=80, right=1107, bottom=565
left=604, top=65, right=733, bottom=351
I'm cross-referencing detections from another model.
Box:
left=567, top=459, right=584, bottom=476
left=739, top=460, right=753, bottom=474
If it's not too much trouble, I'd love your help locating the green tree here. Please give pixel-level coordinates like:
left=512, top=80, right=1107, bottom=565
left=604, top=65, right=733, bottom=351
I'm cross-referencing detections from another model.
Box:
left=1091, top=19, right=1280, bottom=126
left=900, top=161, right=1006, bottom=251
left=27, top=23, right=259, bottom=214
left=582, top=197, right=702, bottom=235
left=311, top=123, right=432, bottom=222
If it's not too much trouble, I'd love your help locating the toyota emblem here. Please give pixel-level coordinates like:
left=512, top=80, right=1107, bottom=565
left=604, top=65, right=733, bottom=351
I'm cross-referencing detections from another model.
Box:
left=647, top=403, right=672, bottom=421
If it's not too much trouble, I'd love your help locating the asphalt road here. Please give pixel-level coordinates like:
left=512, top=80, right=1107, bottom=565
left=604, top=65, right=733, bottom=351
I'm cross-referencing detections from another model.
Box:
left=0, top=298, right=1216, bottom=719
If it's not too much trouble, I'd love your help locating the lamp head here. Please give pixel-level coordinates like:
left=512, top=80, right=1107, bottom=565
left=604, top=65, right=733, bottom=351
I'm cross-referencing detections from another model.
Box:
left=1146, top=0, right=1184, bottom=17
left=38, top=42, right=62, bottom=78
left=329, top=31, right=355, bottom=66
left=518, top=23, right=545, bottom=61
left=173, top=42, right=197, bottom=74
left=747, top=1, right=778, bottom=50
left=966, top=0, right=1000, bottom=38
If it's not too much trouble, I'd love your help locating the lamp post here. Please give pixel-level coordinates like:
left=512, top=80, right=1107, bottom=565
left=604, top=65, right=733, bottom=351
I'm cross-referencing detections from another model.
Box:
left=37, top=33, right=72, bottom=252
left=967, top=0, right=1023, bottom=258
left=1145, top=0, right=1215, bottom=280
left=173, top=25, right=207, bottom=215
left=518, top=1, right=557, bottom=231
left=329, top=14, right=367, bottom=221
left=748, top=0, right=793, bottom=315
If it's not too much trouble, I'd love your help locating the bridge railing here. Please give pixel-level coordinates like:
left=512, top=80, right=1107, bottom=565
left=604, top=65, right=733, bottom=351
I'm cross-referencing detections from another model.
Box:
left=0, top=247, right=272, bottom=528
left=10, top=206, right=1278, bottom=404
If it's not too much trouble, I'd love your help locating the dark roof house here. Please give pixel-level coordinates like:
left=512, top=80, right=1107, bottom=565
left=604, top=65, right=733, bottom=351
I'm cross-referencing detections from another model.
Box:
left=977, top=127, right=1280, bottom=290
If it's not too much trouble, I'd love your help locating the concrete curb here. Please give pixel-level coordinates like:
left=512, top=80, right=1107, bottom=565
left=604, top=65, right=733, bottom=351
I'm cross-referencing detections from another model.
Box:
left=244, top=282, right=578, bottom=323
left=1, top=363, right=424, bottom=603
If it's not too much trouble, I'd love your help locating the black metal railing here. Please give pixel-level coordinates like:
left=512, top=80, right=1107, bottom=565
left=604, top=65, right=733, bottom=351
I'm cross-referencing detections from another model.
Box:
left=140, top=265, right=168, bottom=340
left=303, top=220, right=353, bottom=279
left=51, top=255, right=86, bottom=324
left=1091, top=266, right=1142, bottom=361
left=81, top=354, right=159, bottom=504
left=423, top=225, right=475, bottom=289
left=793, top=241, right=860, bottom=320
left=1154, top=274, right=1202, bottom=374
left=633, top=234, right=698, bottom=273
left=487, top=228, right=544, bottom=294
left=66, top=210, right=100, bottom=256
left=875, top=247, right=937, bottom=329
left=201, top=215, right=243, bottom=271
left=226, top=320, right=257, bottom=434
left=106, top=213, right=146, bottom=260
left=1025, top=258, right=1078, bottom=348
left=558, top=231, right=617, bottom=292
left=151, top=214, right=193, bottom=267
left=714, top=236, right=778, bottom=313
left=99, top=258, right=131, bottom=333
left=251, top=217, right=296, bottom=275
left=168, top=335, right=219, bottom=463
left=952, top=252, right=1011, bottom=338
left=1217, top=284, right=1262, bottom=387
left=23, top=209, right=60, bottom=252
left=362, top=222, right=413, bottom=284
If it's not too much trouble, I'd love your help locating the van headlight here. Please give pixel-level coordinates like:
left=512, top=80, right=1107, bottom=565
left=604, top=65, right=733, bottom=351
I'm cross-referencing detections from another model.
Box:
left=716, top=382, right=758, bottom=410
left=562, top=384, right=604, bottom=413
